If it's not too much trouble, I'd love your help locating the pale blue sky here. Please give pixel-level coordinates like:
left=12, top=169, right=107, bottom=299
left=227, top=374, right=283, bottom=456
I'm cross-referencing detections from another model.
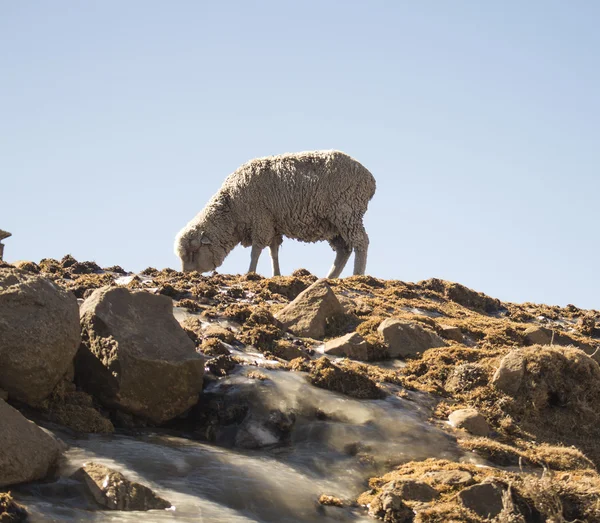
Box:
left=2, top=2, right=599, bottom=308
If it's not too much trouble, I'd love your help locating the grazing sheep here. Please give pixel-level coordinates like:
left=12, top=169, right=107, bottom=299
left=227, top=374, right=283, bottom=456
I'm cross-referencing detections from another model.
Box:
left=174, top=150, right=376, bottom=278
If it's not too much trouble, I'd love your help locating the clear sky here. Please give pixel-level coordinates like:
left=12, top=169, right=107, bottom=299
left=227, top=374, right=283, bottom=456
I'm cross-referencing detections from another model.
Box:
left=2, top=2, right=599, bottom=308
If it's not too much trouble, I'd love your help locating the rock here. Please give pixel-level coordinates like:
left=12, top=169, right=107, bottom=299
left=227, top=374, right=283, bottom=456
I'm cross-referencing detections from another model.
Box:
left=425, top=469, right=474, bottom=487
left=0, top=267, right=80, bottom=405
left=271, top=340, right=308, bottom=361
left=206, top=355, right=237, bottom=376
left=318, top=494, right=344, bottom=507
left=523, top=326, right=598, bottom=361
left=377, top=319, right=447, bottom=358
left=421, top=279, right=501, bottom=313
left=324, top=332, right=371, bottom=360
left=235, top=410, right=296, bottom=449
left=368, top=489, right=414, bottom=523
left=275, top=279, right=345, bottom=339
left=439, top=324, right=463, bottom=342
left=307, top=357, right=384, bottom=399
left=492, top=351, right=525, bottom=396
left=523, top=326, right=576, bottom=347
left=76, top=287, right=204, bottom=424
left=448, top=408, right=489, bottom=437
left=0, top=399, right=62, bottom=487
left=386, top=479, right=439, bottom=502
left=73, top=462, right=171, bottom=511
left=457, top=481, right=505, bottom=519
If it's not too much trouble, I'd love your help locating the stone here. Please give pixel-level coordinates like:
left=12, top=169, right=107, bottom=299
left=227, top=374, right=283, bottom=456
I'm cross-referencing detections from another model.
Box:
left=0, top=267, right=80, bottom=405
left=368, top=489, right=414, bottom=523
left=206, top=355, right=237, bottom=376
left=275, top=279, right=345, bottom=339
left=73, top=462, right=171, bottom=511
left=448, top=408, right=490, bottom=437
left=377, top=319, right=447, bottom=358
left=76, top=287, right=204, bottom=424
left=439, top=324, right=463, bottom=342
left=523, top=326, right=598, bottom=361
left=0, top=399, right=62, bottom=487
left=425, top=469, right=474, bottom=487
left=271, top=340, right=308, bottom=361
left=386, top=479, right=438, bottom=502
left=324, top=332, right=371, bottom=360
left=457, top=481, right=505, bottom=519
left=492, top=351, right=525, bottom=396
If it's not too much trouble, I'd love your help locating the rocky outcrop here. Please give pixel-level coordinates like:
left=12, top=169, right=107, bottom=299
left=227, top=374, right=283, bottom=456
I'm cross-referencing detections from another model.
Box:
left=448, top=408, right=490, bottom=437
left=457, top=480, right=505, bottom=519
left=492, top=350, right=525, bottom=396
left=76, top=287, right=204, bottom=424
left=275, top=280, right=345, bottom=339
left=73, top=462, right=171, bottom=511
left=377, top=319, right=447, bottom=358
left=0, top=399, right=61, bottom=487
left=0, top=268, right=80, bottom=405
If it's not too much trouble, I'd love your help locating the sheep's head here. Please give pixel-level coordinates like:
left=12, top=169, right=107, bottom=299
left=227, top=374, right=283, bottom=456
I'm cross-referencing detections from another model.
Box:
left=175, top=229, right=226, bottom=273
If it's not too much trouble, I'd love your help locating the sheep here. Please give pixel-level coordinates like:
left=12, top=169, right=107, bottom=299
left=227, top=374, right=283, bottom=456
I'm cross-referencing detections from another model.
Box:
left=174, top=150, right=376, bottom=278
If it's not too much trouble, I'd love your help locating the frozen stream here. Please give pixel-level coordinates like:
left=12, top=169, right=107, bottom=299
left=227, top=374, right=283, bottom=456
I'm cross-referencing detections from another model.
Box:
left=14, top=368, right=465, bottom=522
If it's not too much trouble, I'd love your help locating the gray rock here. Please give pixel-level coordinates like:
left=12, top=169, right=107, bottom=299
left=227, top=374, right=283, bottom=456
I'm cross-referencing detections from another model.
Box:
left=448, top=408, right=490, bottom=437
left=73, top=462, right=171, bottom=511
left=377, top=318, right=447, bottom=358
left=76, top=287, right=204, bottom=424
left=386, top=479, right=438, bottom=502
left=324, top=332, right=370, bottom=360
left=275, top=280, right=345, bottom=339
left=439, top=324, right=463, bottom=342
left=368, top=489, right=414, bottom=523
left=457, top=481, right=505, bottom=519
left=492, top=351, right=525, bottom=396
left=425, top=469, right=474, bottom=487
left=0, top=399, right=62, bottom=487
left=0, top=267, right=80, bottom=405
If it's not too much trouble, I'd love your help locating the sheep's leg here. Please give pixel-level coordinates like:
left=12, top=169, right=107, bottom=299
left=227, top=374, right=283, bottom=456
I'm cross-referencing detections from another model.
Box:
left=353, top=249, right=368, bottom=275
left=269, top=237, right=282, bottom=276
left=327, top=236, right=352, bottom=279
left=248, top=245, right=263, bottom=273
left=352, top=226, right=369, bottom=275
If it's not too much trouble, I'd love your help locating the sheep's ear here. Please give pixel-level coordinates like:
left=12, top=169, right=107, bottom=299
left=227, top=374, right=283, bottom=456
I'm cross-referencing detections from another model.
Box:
left=201, top=235, right=212, bottom=245
left=190, top=238, right=202, bottom=249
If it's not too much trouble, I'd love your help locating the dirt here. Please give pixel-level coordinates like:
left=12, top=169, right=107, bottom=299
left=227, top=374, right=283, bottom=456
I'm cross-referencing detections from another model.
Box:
left=18, top=257, right=600, bottom=520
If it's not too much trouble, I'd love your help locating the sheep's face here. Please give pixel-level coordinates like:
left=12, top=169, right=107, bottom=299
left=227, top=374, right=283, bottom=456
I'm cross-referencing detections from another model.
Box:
left=177, top=232, right=223, bottom=273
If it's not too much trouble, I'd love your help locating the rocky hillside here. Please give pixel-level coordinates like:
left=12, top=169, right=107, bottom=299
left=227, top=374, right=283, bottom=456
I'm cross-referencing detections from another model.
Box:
left=2, top=255, right=600, bottom=522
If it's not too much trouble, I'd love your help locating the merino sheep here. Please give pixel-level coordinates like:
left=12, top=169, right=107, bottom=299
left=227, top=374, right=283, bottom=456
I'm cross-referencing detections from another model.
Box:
left=174, top=150, right=376, bottom=278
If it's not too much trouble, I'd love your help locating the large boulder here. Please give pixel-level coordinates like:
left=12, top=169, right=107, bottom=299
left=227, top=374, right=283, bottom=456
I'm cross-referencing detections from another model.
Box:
left=73, top=462, right=171, bottom=511
left=0, top=399, right=62, bottom=487
left=323, top=332, right=373, bottom=361
left=492, top=350, right=525, bottom=396
left=0, top=267, right=80, bottom=405
left=76, top=287, right=204, bottom=424
left=275, top=279, right=345, bottom=339
left=377, top=318, right=447, bottom=358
